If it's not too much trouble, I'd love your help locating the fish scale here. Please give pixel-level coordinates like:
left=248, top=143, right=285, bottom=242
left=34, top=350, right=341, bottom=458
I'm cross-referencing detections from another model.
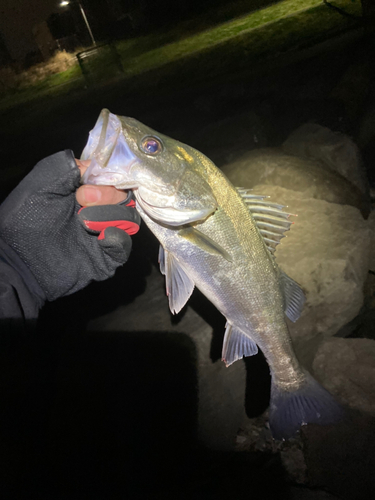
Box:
left=138, top=157, right=303, bottom=389
left=82, top=109, right=344, bottom=439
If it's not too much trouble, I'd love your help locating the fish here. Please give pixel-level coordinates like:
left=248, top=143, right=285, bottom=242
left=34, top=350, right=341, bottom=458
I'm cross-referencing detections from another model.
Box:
left=82, top=108, right=343, bottom=439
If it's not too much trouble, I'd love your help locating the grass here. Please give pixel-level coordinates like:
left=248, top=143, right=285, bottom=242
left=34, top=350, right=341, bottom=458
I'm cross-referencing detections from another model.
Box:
left=20, top=65, right=82, bottom=93
left=119, top=0, right=361, bottom=79
left=0, top=63, right=84, bottom=111
left=0, top=0, right=362, bottom=112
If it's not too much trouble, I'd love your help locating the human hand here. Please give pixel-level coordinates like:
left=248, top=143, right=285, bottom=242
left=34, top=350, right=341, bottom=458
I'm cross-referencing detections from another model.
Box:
left=74, top=157, right=140, bottom=240
left=0, top=150, right=141, bottom=303
left=75, top=158, right=127, bottom=206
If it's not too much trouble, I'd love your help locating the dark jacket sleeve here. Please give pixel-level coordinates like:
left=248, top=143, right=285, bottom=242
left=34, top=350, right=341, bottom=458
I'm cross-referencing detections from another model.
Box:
left=0, top=238, right=45, bottom=333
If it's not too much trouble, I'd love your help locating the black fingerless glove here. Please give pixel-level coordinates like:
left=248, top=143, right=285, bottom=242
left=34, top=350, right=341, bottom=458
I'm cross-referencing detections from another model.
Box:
left=0, top=150, right=140, bottom=304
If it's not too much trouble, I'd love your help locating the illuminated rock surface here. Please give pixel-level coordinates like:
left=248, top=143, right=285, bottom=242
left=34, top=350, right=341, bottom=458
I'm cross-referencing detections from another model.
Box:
left=312, top=337, right=375, bottom=415
left=218, top=175, right=371, bottom=341
left=221, top=147, right=369, bottom=215
left=282, top=123, right=369, bottom=195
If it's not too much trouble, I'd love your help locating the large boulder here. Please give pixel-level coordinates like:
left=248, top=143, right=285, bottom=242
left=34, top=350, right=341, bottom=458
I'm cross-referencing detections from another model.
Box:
left=312, top=337, right=375, bottom=415
left=268, top=185, right=370, bottom=341
left=221, top=148, right=369, bottom=216
left=369, top=210, right=375, bottom=272
left=221, top=146, right=371, bottom=341
left=224, top=180, right=370, bottom=342
left=282, top=123, right=369, bottom=196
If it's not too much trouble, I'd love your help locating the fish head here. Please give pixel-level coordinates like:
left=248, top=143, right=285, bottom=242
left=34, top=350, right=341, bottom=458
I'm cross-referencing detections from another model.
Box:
left=82, top=109, right=217, bottom=226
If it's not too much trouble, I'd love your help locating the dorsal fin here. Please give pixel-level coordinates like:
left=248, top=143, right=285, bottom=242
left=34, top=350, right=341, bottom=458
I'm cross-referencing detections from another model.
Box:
left=236, top=188, right=294, bottom=255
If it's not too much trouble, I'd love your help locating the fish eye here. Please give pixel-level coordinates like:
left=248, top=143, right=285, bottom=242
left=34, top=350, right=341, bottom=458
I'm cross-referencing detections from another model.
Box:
left=140, top=136, right=163, bottom=155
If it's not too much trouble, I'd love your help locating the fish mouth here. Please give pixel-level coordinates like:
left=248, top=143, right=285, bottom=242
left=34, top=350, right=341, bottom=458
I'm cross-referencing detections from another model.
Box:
left=82, top=169, right=126, bottom=187
left=81, top=108, right=120, bottom=168
left=81, top=108, right=139, bottom=189
left=135, top=190, right=215, bottom=226
left=81, top=157, right=139, bottom=190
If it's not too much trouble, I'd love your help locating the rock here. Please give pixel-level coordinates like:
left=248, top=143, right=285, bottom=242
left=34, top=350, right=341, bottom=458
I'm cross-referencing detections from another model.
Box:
left=226, top=181, right=370, bottom=341
left=312, top=337, right=375, bottom=415
left=272, top=185, right=370, bottom=340
left=333, top=269, right=375, bottom=340
left=221, top=148, right=369, bottom=216
left=236, top=413, right=308, bottom=484
left=369, top=210, right=375, bottom=271
left=280, top=447, right=307, bottom=485
left=302, top=412, right=375, bottom=500
left=282, top=123, right=369, bottom=196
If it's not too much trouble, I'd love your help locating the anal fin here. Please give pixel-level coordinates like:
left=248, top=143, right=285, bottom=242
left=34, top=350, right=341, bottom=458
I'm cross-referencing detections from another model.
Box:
left=222, top=323, right=258, bottom=367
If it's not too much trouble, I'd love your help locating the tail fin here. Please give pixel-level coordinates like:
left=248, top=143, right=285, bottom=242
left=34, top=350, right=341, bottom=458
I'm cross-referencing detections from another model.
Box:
left=269, top=370, right=344, bottom=440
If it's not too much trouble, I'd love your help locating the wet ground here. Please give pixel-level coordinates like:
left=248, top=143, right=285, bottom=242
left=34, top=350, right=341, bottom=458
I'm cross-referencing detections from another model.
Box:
left=1, top=32, right=375, bottom=499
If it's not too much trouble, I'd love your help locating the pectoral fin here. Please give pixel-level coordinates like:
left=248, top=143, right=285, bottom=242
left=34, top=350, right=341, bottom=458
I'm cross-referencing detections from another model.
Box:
left=222, top=323, right=258, bottom=366
left=178, top=227, right=232, bottom=262
left=161, top=246, right=195, bottom=314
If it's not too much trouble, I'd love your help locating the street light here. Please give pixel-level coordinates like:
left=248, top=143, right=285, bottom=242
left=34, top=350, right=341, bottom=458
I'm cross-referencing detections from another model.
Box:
left=60, top=0, right=96, bottom=47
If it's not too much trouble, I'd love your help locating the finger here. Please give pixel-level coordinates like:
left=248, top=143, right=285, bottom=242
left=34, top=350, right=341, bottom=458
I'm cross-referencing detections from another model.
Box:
left=74, top=158, right=128, bottom=206
left=76, top=184, right=128, bottom=207
left=75, top=158, right=91, bottom=177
